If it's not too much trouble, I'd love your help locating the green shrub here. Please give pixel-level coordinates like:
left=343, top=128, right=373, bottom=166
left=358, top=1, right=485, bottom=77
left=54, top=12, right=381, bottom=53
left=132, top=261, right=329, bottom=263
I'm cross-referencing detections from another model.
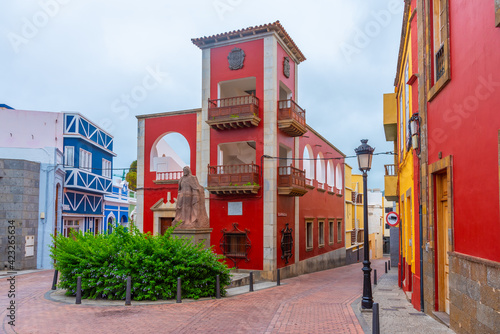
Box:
left=51, top=224, right=231, bottom=301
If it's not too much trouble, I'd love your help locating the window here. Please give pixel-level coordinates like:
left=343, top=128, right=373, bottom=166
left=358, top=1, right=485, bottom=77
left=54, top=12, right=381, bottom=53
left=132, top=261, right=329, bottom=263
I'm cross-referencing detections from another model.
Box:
left=306, top=220, right=313, bottom=250
left=329, top=221, right=334, bottom=245
left=318, top=220, right=324, bottom=247
left=219, top=223, right=251, bottom=267
left=399, top=91, right=404, bottom=157
left=337, top=221, right=342, bottom=243
left=496, top=0, right=500, bottom=27
left=64, top=146, right=74, bottom=167
left=404, top=58, right=410, bottom=150
left=79, top=149, right=92, bottom=171
left=102, top=159, right=112, bottom=178
left=280, top=223, right=293, bottom=264
left=63, top=220, right=80, bottom=237
left=428, top=0, right=450, bottom=100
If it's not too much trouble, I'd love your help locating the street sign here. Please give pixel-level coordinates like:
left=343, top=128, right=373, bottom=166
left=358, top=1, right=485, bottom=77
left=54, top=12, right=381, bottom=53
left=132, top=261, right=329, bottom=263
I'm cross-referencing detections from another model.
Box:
left=386, top=211, right=400, bottom=227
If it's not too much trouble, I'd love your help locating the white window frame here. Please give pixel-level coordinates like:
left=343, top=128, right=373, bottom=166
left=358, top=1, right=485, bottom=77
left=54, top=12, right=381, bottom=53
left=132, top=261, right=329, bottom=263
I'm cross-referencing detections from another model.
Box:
left=64, top=146, right=74, bottom=167
left=102, top=159, right=111, bottom=178
left=79, top=149, right=92, bottom=171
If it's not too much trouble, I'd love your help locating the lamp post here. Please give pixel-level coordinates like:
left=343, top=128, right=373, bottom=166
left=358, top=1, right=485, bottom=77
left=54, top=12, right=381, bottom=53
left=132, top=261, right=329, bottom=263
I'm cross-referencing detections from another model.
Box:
left=355, top=139, right=375, bottom=309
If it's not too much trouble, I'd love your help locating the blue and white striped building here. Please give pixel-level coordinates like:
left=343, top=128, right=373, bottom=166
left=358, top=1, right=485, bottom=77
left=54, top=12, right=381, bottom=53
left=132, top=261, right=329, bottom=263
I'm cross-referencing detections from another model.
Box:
left=104, top=179, right=134, bottom=233
left=62, top=113, right=116, bottom=236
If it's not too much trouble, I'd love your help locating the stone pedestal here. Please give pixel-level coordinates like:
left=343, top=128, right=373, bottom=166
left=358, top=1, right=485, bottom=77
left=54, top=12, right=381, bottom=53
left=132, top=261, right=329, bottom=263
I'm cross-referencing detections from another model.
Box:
left=171, top=228, right=213, bottom=249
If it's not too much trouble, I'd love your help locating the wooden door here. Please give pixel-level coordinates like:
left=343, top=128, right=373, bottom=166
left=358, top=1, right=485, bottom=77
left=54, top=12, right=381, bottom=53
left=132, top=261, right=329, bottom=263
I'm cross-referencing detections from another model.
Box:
left=160, top=218, right=173, bottom=235
left=437, top=172, right=450, bottom=314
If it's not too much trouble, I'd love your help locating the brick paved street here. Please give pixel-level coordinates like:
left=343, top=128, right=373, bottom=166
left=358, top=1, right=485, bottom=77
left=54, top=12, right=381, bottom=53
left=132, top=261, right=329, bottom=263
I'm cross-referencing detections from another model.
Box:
left=1, top=259, right=388, bottom=334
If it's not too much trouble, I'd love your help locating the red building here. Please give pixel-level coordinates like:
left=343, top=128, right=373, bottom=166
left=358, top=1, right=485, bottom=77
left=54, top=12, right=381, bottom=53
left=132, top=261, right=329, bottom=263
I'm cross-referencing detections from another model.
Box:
left=386, top=1, right=500, bottom=331
left=135, top=22, right=346, bottom=279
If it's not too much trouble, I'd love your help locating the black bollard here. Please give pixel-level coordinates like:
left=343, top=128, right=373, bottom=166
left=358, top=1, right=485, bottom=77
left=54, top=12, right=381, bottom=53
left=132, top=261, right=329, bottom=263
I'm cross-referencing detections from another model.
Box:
left=216, top=275, right=221, bottom=299
left=249, top=272, right=254, bottom=292
left=76, top=276, right=82, bottom=304
left=125, top=276, right=131, bottom=306
left=277, top=269, right=281, bottom=286
left=385, top=261, right=388, bottom=274
left=388, top=260, right=391, bottom=269
left=177, top=277, right=182, bottom=303
left=373, top=302, right=380, bottom=334
left=374, top=269, right=378, bottom=285
left=51, top=270, right=58, bottom=290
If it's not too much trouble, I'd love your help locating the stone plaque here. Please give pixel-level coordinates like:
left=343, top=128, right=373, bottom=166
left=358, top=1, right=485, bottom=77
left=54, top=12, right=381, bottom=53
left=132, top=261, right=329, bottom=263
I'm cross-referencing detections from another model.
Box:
left=228, top=48, right=245, bottom=70
left=228, top=202, right=243, bottom=216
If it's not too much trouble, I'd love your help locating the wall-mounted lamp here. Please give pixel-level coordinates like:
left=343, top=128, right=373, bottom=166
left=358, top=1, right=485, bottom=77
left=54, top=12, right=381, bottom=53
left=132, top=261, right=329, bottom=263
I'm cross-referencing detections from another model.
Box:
left=409, top=113, right=420, bottom=151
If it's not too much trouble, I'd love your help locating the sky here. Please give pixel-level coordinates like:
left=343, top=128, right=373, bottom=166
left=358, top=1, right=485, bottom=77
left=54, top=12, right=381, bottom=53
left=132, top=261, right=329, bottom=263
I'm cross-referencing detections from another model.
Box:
left=0, top=0, right=403, bottom=190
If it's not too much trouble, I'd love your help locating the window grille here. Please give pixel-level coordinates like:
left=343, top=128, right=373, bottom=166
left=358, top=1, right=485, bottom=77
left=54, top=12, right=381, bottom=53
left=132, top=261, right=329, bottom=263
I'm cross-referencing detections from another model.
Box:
left=219, top=223, right=251, bottom=268
left=280, top=223, right=293, bottom=264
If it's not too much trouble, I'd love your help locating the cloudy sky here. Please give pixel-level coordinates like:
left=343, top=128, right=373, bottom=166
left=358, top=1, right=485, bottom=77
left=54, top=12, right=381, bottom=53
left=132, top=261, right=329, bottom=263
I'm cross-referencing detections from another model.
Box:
left=1, top=0, right=403, bottom=189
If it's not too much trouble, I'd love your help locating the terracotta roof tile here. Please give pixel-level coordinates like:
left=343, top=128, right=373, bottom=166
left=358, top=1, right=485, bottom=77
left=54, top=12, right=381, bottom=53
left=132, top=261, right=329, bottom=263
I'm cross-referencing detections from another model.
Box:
left=191, top=21, right=306, bottom=63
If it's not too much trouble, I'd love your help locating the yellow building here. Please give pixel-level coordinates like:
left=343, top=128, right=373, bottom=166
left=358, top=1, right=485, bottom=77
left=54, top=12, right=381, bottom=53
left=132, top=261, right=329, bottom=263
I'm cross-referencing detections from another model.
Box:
left=383, top=0, right=419, bottom=308
left=344, top=164, right=365, bottom=264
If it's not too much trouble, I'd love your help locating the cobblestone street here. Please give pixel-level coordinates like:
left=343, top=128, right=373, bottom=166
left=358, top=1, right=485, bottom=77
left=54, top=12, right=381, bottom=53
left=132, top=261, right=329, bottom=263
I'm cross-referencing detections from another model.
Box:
left=1, top=260, right=390, bottom=334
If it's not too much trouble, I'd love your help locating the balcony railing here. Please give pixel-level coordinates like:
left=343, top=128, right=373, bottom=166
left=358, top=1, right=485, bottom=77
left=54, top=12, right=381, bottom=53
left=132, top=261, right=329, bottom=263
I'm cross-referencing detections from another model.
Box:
left=305, top=178, right=314, bottom=188
left=207, top=95, right=260, bottom=130
left=384, top=164, right=397, bottom=176
left=277, top=99, right=307, bottom=136
left=154, top=170, right=183, bottom=184
left=435, top=44, right=445, bottom=81
left=317, top=182, right=326, bottom=192
left=207, top=163, right=260, bottom=195
left=277, top=165, right=307, bottom=196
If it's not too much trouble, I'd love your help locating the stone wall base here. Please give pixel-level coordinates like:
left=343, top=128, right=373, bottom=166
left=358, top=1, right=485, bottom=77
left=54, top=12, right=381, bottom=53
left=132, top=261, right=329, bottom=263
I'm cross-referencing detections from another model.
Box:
left=345, top=245, right=364, bottom=265
left=449, top=252, right=500, bottom=334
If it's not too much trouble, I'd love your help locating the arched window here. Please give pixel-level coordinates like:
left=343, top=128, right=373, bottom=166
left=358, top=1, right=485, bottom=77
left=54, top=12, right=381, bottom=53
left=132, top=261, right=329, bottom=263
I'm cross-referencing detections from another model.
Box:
left=150, top=132, right=190, bottom=180
left=335, top=164, right=343, bottom=190
left=316, top=153, right=325, bottom=185
left=327, top=160, right=334, bottom=187
left=302, top=145, right=314, bottom=181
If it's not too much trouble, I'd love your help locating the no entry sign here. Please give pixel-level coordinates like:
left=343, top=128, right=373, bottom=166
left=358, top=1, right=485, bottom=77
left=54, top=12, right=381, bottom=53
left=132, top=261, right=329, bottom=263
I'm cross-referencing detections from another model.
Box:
left=386, top=211, right=400, bottom=227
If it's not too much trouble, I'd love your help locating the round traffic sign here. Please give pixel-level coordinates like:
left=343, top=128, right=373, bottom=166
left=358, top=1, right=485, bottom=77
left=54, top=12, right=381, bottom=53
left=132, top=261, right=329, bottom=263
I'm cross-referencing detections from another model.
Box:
left=386, top=211, right=400, bottom=227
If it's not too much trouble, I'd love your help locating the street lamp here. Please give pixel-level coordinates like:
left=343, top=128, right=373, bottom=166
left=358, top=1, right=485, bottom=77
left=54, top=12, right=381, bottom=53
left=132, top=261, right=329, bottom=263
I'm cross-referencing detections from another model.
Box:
left=354, top=139, right=375, bottom=309
left=409, top=113, right=420, bottom=151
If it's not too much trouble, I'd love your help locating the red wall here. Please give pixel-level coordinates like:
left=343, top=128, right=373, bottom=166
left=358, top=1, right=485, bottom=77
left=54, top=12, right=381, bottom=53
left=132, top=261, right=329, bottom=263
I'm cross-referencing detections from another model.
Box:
left=298, top=131, right=345, bottom=261
left=142, top=113, right=198, bottom=233
left=427, top=0, right=500, bottom=262
left=209, top=40, right=265, bottom=270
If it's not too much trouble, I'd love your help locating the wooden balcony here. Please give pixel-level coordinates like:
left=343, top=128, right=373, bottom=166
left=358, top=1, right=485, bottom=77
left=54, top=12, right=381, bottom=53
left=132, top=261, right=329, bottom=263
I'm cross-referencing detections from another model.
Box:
left=153, top=171, right=183, bottom=184
left=207, top=95, right=261, bottom=130
left=278, top=99, right=307, bottom=137
left=384, top=164, right=398, bottom=202
left=277, top=165, right=308, bottom=196
left=207, top=163, right=260, bottom=195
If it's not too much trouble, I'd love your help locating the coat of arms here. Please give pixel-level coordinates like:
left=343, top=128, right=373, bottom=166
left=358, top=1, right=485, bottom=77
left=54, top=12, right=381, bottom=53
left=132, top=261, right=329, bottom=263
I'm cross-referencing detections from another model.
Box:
left=228, top=48, right=245, bottom=70
left=283, top=57, right=290, bottom=78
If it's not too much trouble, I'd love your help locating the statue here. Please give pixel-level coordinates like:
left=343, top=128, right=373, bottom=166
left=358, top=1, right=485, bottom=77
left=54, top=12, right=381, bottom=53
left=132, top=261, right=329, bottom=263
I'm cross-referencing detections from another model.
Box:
left=173, top=166, right=209, bottom=229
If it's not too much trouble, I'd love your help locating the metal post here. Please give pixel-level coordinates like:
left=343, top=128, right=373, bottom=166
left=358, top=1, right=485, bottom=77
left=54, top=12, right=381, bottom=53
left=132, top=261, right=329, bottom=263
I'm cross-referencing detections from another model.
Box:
left=76, top=276, right=82, bottom=304
left=361, top=171, right=373, bottom=309
left=277, top=269, right=281, bottom=286
left=385, top=261, right=388, bottom=274
left=389, top=260, right=391, bottom=269
left=372, top=302, right=380, bottom=334
left=216, top=275, right=221, bottom=299
left=176, top=277, right=182, bottom=303
left=249, top=272, right=254, bottom=292
left=51, top=270, right=58, bottom=290
left=374, top=269, right=377, bottom=285
left=125, top=276, right=131, bottom=306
